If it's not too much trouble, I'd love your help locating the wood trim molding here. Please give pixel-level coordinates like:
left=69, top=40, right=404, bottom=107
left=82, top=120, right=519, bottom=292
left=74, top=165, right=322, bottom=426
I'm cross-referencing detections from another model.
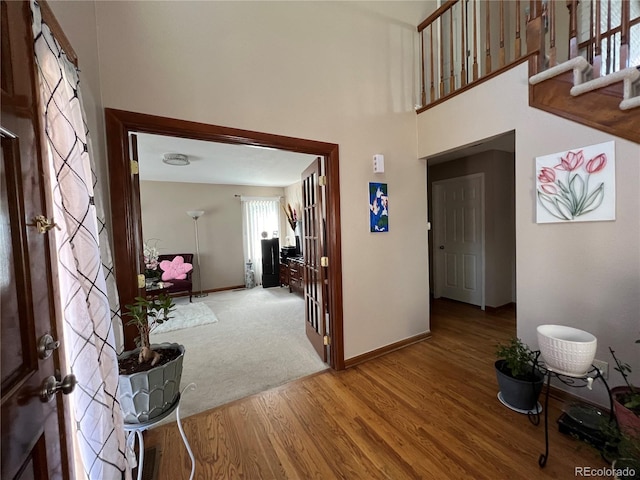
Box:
left=485, top=302, right=516, bottom=314
left=104, top=109, right=345, bottom=370
left=344, top=332, right=432, bottom=368
left=38, top=0, right=78, bottom=67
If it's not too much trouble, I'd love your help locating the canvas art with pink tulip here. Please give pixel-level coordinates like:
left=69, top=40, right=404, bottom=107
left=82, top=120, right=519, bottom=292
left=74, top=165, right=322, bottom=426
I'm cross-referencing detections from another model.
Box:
left=535, top=141, right=615, bottom=223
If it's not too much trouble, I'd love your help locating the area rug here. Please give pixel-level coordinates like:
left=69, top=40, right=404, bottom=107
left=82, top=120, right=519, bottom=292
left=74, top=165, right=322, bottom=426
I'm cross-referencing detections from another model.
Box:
left=152, top=302, right=219, bottom=334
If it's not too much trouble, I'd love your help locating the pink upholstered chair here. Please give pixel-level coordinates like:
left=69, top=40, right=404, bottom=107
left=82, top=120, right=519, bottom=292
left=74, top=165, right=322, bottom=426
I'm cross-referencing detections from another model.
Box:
left=157, top=254, right=194, bottom=302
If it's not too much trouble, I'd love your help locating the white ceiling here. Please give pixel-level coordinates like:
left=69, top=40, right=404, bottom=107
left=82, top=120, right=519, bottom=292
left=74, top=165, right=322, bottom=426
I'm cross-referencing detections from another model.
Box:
left=136, top=132, right=318, bottom=187
left=425, top=131, right=515, bottom=165
left=136, top=129, right=515, bottom=187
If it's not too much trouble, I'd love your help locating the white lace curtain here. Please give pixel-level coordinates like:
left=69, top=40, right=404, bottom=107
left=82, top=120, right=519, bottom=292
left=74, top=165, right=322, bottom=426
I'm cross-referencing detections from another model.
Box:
left=241, top=197, right=281, bottom=285
left=31, top=1, right=129, bottom=478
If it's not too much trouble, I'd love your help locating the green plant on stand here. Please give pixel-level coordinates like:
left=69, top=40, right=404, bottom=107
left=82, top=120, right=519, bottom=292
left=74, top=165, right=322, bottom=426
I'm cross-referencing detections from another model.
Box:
left=496, top=338, right=538, bottom=380
left=125, top=293, right=176, bottom=366
left=494, top=337, right=543, bottom=412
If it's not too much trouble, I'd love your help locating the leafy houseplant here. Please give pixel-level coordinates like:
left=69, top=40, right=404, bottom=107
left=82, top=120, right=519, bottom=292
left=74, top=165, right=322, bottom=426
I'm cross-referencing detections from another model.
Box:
left=117, top=293, right=185, bottom=424
left=125, top=294, right=176, bottom=366
left=609, top=341, right=640, bottom=438
left=495, top=338, right=544, bottom=411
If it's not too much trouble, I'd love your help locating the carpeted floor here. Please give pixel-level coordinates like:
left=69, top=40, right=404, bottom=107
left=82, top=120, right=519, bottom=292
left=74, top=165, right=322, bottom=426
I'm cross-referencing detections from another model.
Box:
left=150, top=286, right=327, bottom=425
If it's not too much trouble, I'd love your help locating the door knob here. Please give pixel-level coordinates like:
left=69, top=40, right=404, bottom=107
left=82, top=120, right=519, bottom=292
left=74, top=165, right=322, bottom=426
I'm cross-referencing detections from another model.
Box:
left=37, top=333, right=60, bottom=360
left=439, top=245, right=445, bottom=249
left=40, top=374, right=77, bottom=402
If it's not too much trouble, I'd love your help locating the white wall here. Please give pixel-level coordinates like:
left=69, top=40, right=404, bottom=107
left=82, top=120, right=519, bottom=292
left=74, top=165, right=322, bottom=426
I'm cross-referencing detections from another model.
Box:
left=48, top=1, right=109, bottom=223
left=93, top=1, right=433, bottom=360
left=418, top=62, right=640, bottom=406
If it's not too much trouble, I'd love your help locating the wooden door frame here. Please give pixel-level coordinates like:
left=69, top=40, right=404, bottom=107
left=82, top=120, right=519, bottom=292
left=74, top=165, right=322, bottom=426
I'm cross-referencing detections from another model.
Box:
left=104, top=108, right=345, bottom=369
left=432, top=173, right=485, bottom=309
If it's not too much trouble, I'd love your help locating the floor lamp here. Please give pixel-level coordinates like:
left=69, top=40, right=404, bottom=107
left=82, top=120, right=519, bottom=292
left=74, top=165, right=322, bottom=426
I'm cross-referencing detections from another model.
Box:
left=186, top=210, right=208, bottom=298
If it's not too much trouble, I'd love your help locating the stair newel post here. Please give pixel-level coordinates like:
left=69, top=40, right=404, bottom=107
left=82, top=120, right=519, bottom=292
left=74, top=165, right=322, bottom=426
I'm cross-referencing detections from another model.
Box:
left=499, top=0, right=506, bottom=67
left=420, top=30, right=426, bottom=107
left=593, top=0, right=602, bottom=78
left=473, top=0, right=479, bottom=80
left=485, top=1, right=492, bottom=74
left=548, top=0, right=557, bottom=67
left=515, top=0, right=522, bottom=59
left=620, top=0, right=630, bottom=69
left=526, top=0, right=546, bottom=75
left=461, top=1, right=467, bottom=87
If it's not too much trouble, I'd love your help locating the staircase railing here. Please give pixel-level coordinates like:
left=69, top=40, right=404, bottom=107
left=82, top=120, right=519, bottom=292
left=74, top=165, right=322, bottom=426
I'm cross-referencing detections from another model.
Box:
left=416, top=0, right=639, bottom=112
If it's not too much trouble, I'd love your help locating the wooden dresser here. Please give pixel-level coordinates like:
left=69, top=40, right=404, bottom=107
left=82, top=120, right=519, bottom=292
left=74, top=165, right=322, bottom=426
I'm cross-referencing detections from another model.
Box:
left=280, top=257, right=304, bottom=297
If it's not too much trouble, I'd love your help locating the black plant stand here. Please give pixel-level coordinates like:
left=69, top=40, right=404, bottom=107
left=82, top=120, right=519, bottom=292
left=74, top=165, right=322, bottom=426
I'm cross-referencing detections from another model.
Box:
left=527, top=352, right=615, bottom=468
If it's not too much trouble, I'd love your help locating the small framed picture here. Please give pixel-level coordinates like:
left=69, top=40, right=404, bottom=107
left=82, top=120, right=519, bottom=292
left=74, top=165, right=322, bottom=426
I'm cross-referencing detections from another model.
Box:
left=369, top=182, right=388, bottom=232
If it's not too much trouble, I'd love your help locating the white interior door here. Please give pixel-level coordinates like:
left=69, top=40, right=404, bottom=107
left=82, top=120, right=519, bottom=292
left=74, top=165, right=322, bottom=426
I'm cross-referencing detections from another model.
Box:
left=433, top=174, right=484, bottom=308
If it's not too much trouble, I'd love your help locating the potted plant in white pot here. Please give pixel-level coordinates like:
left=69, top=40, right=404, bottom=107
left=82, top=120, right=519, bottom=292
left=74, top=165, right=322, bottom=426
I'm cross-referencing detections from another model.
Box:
left=118, top=293, right=185, bottom=424
left=495, top=338, right=544, bottom=412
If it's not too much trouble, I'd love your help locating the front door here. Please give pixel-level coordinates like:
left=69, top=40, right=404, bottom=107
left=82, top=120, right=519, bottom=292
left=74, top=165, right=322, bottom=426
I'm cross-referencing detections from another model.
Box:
left=302, top=157, right=327, bottom=362
left=432, top=174, right=484, bottom=308
left=1, top=1, right=69, bottom=478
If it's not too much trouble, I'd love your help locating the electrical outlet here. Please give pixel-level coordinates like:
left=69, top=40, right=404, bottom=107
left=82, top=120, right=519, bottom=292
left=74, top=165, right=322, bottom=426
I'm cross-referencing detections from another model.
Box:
left=592, top=359, right=608, bottom=379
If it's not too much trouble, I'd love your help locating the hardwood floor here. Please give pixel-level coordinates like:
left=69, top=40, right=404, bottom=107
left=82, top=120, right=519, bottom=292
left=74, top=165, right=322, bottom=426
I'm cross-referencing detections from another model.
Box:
left=145, top=298, right=607, bottom=479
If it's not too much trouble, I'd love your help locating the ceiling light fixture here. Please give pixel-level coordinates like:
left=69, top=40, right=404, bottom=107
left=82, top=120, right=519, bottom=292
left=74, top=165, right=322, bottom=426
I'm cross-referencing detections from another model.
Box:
left=162, top=153, right=190, bottom=166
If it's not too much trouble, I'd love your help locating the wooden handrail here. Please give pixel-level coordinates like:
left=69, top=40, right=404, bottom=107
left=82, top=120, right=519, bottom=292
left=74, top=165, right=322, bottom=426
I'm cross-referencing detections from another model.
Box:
left=417, top=0, right=458, bottom=32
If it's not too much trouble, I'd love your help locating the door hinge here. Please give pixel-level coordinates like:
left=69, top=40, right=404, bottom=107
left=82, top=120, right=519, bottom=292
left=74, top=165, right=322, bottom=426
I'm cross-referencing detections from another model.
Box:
left=130, top=160, right=139, bottom=175
left=323, top=335, right=331, bottom=346
left=320, top=256, right=329, bottom=267
left=137, top=274, right=145, bottom=288
left=318, top=175, right=327, bottom=186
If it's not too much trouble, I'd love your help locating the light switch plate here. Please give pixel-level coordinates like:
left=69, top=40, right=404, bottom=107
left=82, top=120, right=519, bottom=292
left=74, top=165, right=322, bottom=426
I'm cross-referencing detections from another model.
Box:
left=373, top=154, right=384, bottom=173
